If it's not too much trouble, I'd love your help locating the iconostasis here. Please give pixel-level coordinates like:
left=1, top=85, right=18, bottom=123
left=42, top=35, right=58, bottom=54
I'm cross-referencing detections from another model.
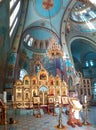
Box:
left=13, top=67, right=68, bottom=108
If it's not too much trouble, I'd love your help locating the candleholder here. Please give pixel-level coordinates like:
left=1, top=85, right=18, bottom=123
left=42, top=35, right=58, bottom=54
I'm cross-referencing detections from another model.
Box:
left=52, top=102, right=57, bottom=116
left=53, top=107, right=57, bottom=116
left=82, top=95, right=91, bottom=126
left=55, top=103, right=67, bottom=130
left=82, top=102, right=91, bottom=126
left=36, top=103, right=42, bottom=118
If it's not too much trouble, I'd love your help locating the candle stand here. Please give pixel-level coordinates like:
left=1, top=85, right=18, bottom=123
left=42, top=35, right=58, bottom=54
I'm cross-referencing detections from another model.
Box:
left=82, top=95, right=91, bottom=126
left=82, top=102, right=91, bottom=126
left=55, top=103, right=67, bottom=130
left=36, top=103, right=42, bottom=118
left=53, top=103, right=57, bottom=116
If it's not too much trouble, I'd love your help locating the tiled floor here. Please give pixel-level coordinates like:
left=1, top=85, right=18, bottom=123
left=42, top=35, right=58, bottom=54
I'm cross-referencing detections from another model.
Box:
left=0, top=106, right=96, bottom=130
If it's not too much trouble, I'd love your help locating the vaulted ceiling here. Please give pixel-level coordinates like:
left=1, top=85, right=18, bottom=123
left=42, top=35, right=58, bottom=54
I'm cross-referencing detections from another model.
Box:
left=17, top=0, right=96, bottom=76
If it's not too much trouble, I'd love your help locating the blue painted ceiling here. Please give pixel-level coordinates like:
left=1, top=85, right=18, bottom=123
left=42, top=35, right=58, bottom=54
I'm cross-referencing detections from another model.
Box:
left=35, top=0, right=61, bottom=18
left=20, top=0, right=96, bottom=72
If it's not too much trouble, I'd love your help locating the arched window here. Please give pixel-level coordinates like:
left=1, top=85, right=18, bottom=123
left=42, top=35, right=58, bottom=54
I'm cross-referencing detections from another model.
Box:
left=90, top=60, right=94, bottom=67
left=85, top=60, right=94, bottom=67
left=24, top=34, right=30, bottom=43
left=9, top=0, right=22, bottom=38
left=94, top=83, right=96, bottom=92
left=27, top=37, right=33, bottom=47
left=85, top=61, right=89, bottom=67
left=19, top=69, right=27, bottom=80
left=70, top=2, right=96, bottom=23
left=93, top=82, right=96, bottom=99
left=84, top=52, right=96, bottom=68
left=23, top=34, right=34, bottom=47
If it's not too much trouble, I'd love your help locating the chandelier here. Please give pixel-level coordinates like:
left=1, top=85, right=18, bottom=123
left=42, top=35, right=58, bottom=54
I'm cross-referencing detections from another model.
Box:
left=46, top=36, right=63, bottom=60
left=46, top=7, right=63, bottom=60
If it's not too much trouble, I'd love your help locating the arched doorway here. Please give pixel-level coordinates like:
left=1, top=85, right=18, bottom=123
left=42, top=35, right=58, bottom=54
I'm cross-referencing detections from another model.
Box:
left=39, top=86, right=48, bottom=105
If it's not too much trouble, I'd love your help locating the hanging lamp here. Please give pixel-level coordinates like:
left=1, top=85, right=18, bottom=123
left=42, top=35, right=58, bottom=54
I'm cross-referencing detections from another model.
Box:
left=46, top=9, right=63, bottom=60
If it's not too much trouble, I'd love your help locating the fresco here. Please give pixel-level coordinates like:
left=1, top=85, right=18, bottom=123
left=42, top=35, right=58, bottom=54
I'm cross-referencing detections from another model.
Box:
left=0, top=1, right=8, bottom=50
left=0, top=1, right=9, bottom=91
left=0, top=61, right=6, bottom=90
left=35, top=0, right=61, bottom=18
left=5, top=52, right=17, bottom=89
left=0, top=35, right=3, bottom=48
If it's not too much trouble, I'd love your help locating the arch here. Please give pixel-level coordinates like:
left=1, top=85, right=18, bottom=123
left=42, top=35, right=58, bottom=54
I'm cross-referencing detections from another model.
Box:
left=68, top=36, right=96, bottom=68
left=60, top=0, right=75, bottom=45
left=39, top=86, right=48, bottom=91
left=82, top=51, right=96, bottom=61
left=39, top=86, right=48, bottom=105
left=69, top=36, right=96, bottom=49
left=24, top=89, right=30, bottom=101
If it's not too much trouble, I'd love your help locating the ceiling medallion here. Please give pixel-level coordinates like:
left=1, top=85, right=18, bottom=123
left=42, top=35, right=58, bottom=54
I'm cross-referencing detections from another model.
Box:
left=42, top=0, right=54, bottom=10
left=46, top=37, right=63, bottom=60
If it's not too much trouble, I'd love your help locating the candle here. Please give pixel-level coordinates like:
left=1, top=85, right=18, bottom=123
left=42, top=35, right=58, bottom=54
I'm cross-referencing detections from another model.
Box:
left=84, top=95, right=87, bottom=103
left=3, top=91, right=7, bottom=103
left=12, top=95, right=14, bottom=102
left=58, top=96, right=61, bottom=104
left=54, top=97, right=55, bottom=102
left=43, top=91, right=44, bottom=105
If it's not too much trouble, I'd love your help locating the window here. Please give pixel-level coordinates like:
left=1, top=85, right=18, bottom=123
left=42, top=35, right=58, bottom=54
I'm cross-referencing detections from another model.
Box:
left=10, top=1, right=20, bottom=28
left=19, top=69, right=27, bottom=80
left=70, top=2, right=96, bottom=23
left=10, top=17, right=18, bottom=36
left=9, top=0, right=21, bottom=37
left=90, top=60, right=94, bottom=66
left=10, top=0, right=17, bottom=9
left=24, top=34, right=30, bottom=43
left=93, top=83, right=96, bottom=93
left=84, top=52, right=96, bottom=68
left=28, top=37, right=33, bottom=46
left=85, top=61, right=89, bottom=67
left=23, top=34, right=34, bottom=47
left=89, top=10, right=96, bottom=18
left=85, top=60, right=94, bottom=67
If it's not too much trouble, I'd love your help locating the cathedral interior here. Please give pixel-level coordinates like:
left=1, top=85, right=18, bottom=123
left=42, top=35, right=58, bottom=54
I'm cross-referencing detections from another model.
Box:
left=0, top=0, right=96, bottom=130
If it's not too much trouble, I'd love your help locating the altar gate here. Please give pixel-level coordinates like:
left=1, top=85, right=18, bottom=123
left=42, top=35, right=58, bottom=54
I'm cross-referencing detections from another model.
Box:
left=13, top=67, right=68, bottom=108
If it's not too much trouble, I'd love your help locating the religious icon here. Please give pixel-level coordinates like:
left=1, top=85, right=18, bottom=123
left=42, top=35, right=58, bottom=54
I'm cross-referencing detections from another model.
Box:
left=48, top=96, right=54, bottom=104
left=33, top=80, right=36, bottom=85
left=50, top=90, right=54, bottom=95
left=16, top=92, right=22, bottom=101
left=25, top=80, right=29, bottom=85
left=17, top=93, right=21, bottom=98
left=50, top=80, right=53, bottom=85
left=33, top=90, right=36, bottom=96
left=42, top=0, right=54, bottom=10
left=40, top=73, right=46, bottom=80
left=33, top=97, right=40, bottom=104
left=56, top=80, right=59, bottom=85
left=62, top=96, right=69, bottom=105
left=25, top=93, right=29, bottom=100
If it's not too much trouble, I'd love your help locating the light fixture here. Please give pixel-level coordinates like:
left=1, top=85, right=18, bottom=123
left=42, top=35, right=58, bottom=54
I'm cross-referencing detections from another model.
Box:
left=46, top=36, right=63, bottom=60
left=46, top=10, right=63, bottom=60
